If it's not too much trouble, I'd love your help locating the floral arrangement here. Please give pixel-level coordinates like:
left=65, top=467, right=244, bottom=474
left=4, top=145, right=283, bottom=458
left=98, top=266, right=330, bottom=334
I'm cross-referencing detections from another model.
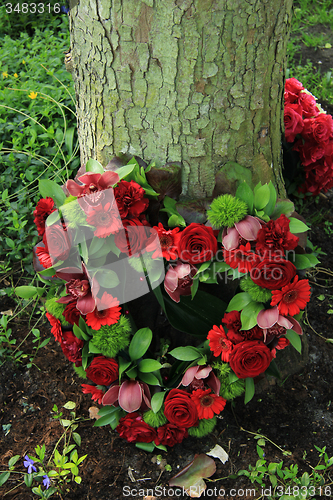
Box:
left=31, top=157, right=319, bottom=450
left=284, top=77, right=333, bottom=196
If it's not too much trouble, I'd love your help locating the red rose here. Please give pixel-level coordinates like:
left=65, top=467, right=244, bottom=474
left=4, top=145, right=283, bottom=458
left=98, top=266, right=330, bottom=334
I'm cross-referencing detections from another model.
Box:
left=284, top=78, right=304, bottom=104
left=33, top=197, right=56, bottom=237
left=284, top=104, right=304, bottom=142
left=85, top=356, right=119, bottom=385
left=154, top=424, right=188, bottom=447
left=298, top=92, right=320, bottom=118
left=178, top=223, right=218, bottom=264
left=114, top=180, right=149, bottom=219
left=302, top=114, right=333, bottom=144
left=229, top=340, right=273, bottom=379
left=164, top=389, right=198, bottom=428
left=255, top=214, right=299, bottom=254
left=63, top=302, right=82, bottom=326
left=35, top=240, right=52, bottom=269
left=114, top=220, right=154, bottom=256
left=294, top=139, right=326, bottom=167
left=250, top=258, right=296, bottom=290
left=116, top=412, right=157, bottom=443
left=60, top=331, right=84, bottom=366
left=44, top=223, right=71, bottom=262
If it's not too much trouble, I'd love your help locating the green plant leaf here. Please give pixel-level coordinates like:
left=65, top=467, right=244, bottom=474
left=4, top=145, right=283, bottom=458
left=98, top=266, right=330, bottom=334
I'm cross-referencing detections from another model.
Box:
left=128, top=328, right=152, bottom=361
left=15, top=285, right=40, bottom=299
left=289, top=217, right=310, bottom=233
left=244, top=377, right=255, bottom=404
left=264, top=181, right=277, bottom=217
left=169, top=454, right=216, bottom=489
left=151, top=391, right=166, bottom=413
left=65, top=127, right=75, bottom=156
left=169, top=346, right=202, bottom=361
left=226, top=292, right=252, bottom=312
left=254, top=184, right=270, bottom=210
left=135, top=442, right=155, bottom=452
left=85, top=159, right=104, bottom=174
left=92, top=269, right=120, bottom=288
left=235, top=182, right=254, bottom=213
left=138, top=359, right=162, bottom=373
left=240, top=302, right=264, bottom=330
left=285, top=329, right=302, bottom=354
left=0, top=472, right=10, bottom=486
left=39, top=179, right=66, bottom=207
left=271, top=200, right=295, bottom=219
left=138, top=372, right=160, bottom=385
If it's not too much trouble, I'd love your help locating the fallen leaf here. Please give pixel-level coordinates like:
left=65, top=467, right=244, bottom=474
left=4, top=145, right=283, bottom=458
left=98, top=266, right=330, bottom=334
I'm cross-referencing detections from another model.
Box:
left=169, top=454, right=216, bottom=498
left=88, top=407, right=101, bottom=419
left=207, top=444, right=229, bottom=464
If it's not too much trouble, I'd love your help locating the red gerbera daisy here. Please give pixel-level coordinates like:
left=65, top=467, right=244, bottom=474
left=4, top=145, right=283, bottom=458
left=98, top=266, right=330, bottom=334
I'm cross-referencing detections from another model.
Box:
left=224, top=242, right=259, bottom=273
left=86, top=202, right=122, bottom=238
left=81, top=384, right=105, bottom=404
left=191, top=388, right=227, bottom=419
left=152, top=223, right=181, bottom=260
left=85, top=292, right=121, bottom=330
left=33, top=197, right=56, bottom=237
left=46, top=312, right=62, bottom=343
left=207, top=325, right=233, bottom=361
left=270, top=276, right=311, bottom=316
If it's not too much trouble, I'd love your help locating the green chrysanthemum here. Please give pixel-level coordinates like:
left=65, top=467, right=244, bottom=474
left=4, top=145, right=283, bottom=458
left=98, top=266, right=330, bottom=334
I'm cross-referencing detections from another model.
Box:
left=73, top=365, right=87, bottom=379
left=60, top=196, right=90, bottom=230
left=240, top=275, right=272, bottom=303
left=207, top=194, right=248, bottom=229
left=45, top=297, right=70, bottom=326
left=143, top=408, right=168, bottom=428
left=188, top=417, right=217, bottom=438
left=90, top=315, right=131, bottom=358
left=212, top=361, right=245, bottom=400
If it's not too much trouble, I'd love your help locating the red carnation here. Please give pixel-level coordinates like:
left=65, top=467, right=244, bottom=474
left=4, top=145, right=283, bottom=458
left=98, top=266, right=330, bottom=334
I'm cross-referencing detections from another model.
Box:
left=116, top=412, right=157, bottom=443
left=256, top=214, right=299, bottom=254
left=270, top=275, right=311, bottom=316
left=85, top=292, right=121, bottom=330
left=60, top=331, right=84, bottom=366
left=114, top=180, right=149, bottom=219
left=46, top=312, right=62, bottom=342
left=207, top=325, right=233, bottom=361
left=85, top=356, right=119, bottom=385
left=33, top=197, right=56, bottom=237
left=154, top=424, right=188, bottom=447
left=191, top=388, right=227, bottom=420
left=81, top=384, right=105, bottom=404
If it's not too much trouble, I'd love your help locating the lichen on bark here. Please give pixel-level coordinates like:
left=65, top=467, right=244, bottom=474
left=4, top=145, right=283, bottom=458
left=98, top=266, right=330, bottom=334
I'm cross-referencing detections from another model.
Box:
left=69, top=0, right=292, bottom=198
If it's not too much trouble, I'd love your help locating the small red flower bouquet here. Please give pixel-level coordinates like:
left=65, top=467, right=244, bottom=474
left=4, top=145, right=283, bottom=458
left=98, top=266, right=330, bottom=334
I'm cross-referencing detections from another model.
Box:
left=32, top=157, right=318, bottom=449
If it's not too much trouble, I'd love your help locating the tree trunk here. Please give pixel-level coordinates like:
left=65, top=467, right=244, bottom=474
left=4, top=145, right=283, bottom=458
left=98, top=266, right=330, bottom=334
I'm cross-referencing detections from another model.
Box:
left=69, top=0, right=293, bottom=198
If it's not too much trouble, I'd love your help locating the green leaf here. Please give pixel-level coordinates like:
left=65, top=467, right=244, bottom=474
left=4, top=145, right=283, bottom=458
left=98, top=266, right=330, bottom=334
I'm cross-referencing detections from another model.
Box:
left=129, top=328, right=153, bottom=361
left=92, top=269, right=120, bottom=289
left=240, top=302, right=264, bottom=330
left=264, top=181, right=277, bottom=217
left=8, top=455, right=20, bottom=468
left=138, top=372, right=160, bottom=385
left=73, top=432, right=81, bottom=446
left=88, top=341, right=103, bottom=354
left=24, top=473, right=34, bottom=488
left=236, top=182, right=254, bottom=213
left=289, top=217, right=310, bottom=233
left=138, top=359, right=162, bottom=373
left=135, top=442, right=155, bottom=452
left=115, top=164, right=136, bottom=180
left=244, top=377, right=255, bottom=404
left=63, top=401, right=76, bottom=410
left=0, top=472, right=10, bottom=486
left=226, top=292, right=252, bottom=312
left=285, top=329, right=302, bottom=354
left=15, top=285, right=40, bottom=299
left=39, top=267, right=56, bottom=277
left=118, top=356, right=132, bottom=378
left=271, top=200, right=295, bottom=219
left=151, top=391, right=166, bottom=413
left=93, top=413, right=118, bottom=427
left=65, top=127, right=75, bottom=156
left=5, top=237, right=15, bottom=249
left=169, top=346, right=202, bottom=361
left=293, top=254, right=319, bottom=270
left=45, top=210, right=60, bottom=226
left=39, top=179, right=66, bottom=207
left=163, top=289, right=227, bottom=337
left=85, top=159, right=104, bottom=174
left=254, top=184, right=270, bottom=210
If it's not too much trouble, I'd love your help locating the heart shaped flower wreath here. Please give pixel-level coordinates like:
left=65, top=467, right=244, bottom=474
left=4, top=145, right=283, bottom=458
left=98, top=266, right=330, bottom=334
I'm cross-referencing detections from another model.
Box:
left=32, top=157, right=318, bottom=450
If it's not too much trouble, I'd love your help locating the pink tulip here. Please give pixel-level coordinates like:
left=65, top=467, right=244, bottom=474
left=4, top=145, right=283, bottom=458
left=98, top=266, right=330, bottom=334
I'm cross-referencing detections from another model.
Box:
left=102, top=380, right=151, bottom=413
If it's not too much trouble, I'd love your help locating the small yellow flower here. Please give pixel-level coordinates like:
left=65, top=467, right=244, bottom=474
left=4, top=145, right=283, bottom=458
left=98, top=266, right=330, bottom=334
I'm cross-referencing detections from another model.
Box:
left=22, top=60, right=26, bottom=64
left=14, top=73, right=18, bottom=78
left=28, top=91, right=38, bottom=99
left=2, top=71, right=8, bottom=78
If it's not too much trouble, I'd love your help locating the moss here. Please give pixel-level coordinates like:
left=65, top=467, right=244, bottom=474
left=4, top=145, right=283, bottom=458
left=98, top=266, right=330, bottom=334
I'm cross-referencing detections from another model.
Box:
left=188, top=417, right=217, bottom=437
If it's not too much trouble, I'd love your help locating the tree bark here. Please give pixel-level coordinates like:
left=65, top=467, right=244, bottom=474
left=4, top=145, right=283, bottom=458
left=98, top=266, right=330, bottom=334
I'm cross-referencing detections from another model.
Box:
left=69, top=0, right=293, bottom=198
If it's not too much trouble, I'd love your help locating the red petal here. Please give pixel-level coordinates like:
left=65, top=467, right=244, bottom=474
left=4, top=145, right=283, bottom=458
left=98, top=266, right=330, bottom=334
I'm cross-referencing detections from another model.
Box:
left=102, top=384, right=120, bottom=406
left=118, top=380, right=142, bottom=412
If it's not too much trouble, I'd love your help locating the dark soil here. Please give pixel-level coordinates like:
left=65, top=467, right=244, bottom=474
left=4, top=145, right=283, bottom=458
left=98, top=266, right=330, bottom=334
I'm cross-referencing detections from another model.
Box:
left=1, top=30, right=333, bottom=500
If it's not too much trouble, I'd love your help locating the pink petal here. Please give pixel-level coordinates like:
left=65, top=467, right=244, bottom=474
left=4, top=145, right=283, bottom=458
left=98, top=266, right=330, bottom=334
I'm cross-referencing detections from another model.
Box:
left=140, top=383, right=152, bottom=410
left=195, top=366, right=212, bottom=379
left=277, top=315, right=294, bottom=330
left=181, top=366, right=199, bottom=386
left=102, top=384, right=120, bottom=406
left=207, top=372, right=221, bottom=395
left=257, top=307, right=279, bottom=329
left=175, top=263, right=191, bottom=279
left=235, top=215, right=262, bottom=241
left=164, top=284, right=181, bottom=303
left=164, top=267, right=179, bottom=292
left=222, top=227, right=240, bottom=250
left=76, top=293, right=96, bottom=314
left=118, top=380, right=142, bottom=412
left=78, top=173, right=102, bottom=186
left=66, top=179, right=84, bottom=197
left=98, top=171, right=119, bottom=188
left=286, top=316, right=303, bottom=335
